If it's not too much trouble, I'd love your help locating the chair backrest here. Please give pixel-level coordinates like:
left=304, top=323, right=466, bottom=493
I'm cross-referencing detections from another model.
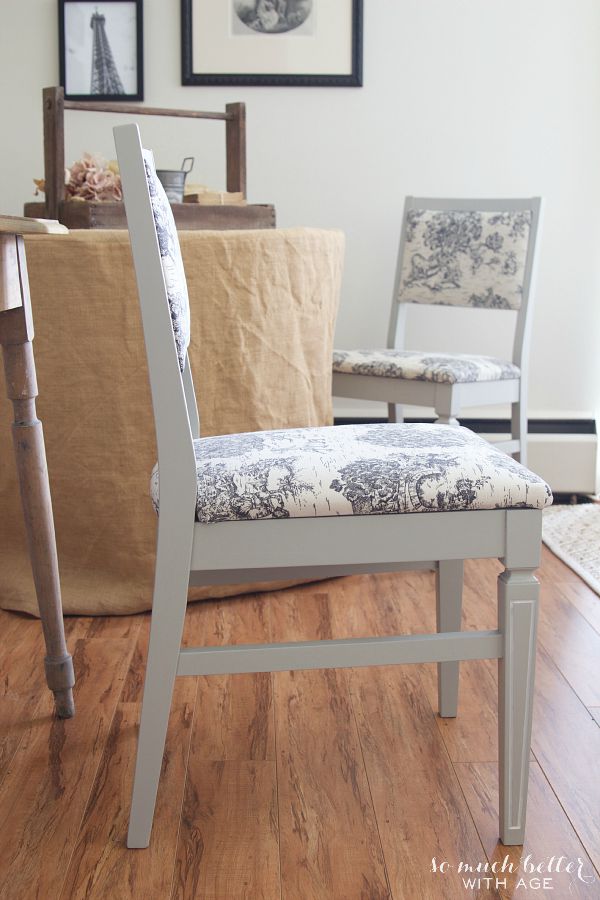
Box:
left=113, top=123, right=197, bottom=498
left=388, top=197, right=542, bottom=368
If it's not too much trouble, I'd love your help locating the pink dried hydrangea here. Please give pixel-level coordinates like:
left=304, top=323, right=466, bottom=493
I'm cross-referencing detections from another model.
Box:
left=65, top=153, right=122, bottom=201
left=34, top=153, right=122, bottom=202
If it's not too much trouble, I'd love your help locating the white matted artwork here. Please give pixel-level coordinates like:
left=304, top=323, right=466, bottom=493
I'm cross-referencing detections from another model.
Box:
left=181, top=0, right=362, bottom=86
left=232, top=0, right=315, bottom=35
left=59, top=0, right=143, bottom=100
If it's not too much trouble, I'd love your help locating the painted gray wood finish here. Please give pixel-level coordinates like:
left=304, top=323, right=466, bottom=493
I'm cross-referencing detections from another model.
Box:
left=333, top=195, right=542, bottom=466
left=114, top=124, right=542, bottom=852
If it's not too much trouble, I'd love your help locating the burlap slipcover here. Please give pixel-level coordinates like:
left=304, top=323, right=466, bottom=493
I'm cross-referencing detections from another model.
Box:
left=0, top=227, right=343, bottom=615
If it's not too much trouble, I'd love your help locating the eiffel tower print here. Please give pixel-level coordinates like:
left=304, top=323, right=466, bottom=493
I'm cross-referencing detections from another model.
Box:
left=90, top=8, right=125, bottom=95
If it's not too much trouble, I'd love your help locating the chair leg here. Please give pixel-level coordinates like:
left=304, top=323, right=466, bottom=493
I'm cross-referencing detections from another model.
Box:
left=498, top=567, right=539, bottom=845
left=388, top=403, right=403, bottom=423
left=436, top=559, right=463, bottom=717
left=127, top=518, right=193, bottom=849
left=434, top=385, right=460, bottom=427
left=511, top=400, right=527, bottom=465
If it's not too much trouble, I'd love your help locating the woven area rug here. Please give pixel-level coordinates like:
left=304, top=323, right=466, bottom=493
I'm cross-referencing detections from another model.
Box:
left=543, top=504, right=600, bottom=595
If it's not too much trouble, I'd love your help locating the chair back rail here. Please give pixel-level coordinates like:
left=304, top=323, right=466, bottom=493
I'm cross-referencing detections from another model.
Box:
left=387, top=196, right=542, bottom=375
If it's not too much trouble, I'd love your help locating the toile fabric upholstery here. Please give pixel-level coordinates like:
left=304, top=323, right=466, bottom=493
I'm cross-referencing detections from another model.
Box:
left=332, top=348, right=520, bottom=385
left=397, top=208, right=532, bottom=310
left=143, top=149, right=190, bottom=371
left=150, top=423, right=552, bottom=524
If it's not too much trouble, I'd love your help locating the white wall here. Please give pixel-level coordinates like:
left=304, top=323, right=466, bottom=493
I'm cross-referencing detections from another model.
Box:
left=2, top=0, right=599, bottom=423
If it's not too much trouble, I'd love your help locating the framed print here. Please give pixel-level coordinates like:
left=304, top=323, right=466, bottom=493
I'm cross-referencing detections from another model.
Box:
left=181, top=0, right=363, bottom=87
left=59, top=0, right=144, bottom=101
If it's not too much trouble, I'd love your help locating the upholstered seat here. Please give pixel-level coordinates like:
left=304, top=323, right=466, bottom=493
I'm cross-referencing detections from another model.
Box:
left=151, top=423, right=551, bottom=524
left=333, top=349, right=520, bottom=385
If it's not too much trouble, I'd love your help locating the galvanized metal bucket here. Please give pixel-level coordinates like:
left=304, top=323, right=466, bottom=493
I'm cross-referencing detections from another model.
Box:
left=156, top=157, right=194, bottom=203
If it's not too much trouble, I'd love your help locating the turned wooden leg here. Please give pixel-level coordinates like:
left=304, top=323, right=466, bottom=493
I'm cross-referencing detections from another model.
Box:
left=1, top=339, right=75, bottom=717
left=0, top=235, right=74, bottom=718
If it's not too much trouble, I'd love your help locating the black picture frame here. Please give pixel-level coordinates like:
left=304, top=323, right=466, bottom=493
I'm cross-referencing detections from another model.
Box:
left=59, top=0, right=144, bottom=101
left=181, top=0, right=362, bottom=87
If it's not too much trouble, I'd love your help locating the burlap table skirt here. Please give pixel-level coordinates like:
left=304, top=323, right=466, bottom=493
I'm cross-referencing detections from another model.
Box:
left=0, top=227, right=344, bottom=615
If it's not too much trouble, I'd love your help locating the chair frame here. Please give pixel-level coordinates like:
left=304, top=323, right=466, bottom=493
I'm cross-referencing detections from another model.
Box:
left=333, top=196, right=542, bottom=466
left=115, top=124, right=542, bottom=851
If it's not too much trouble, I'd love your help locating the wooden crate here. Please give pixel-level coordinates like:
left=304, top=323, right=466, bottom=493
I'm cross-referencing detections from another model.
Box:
left=27, top=87, right=276, bottom=231
left=23, top=200, right=276, bottom=231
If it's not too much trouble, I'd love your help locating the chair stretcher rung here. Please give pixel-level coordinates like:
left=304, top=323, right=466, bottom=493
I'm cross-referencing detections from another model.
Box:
left=176, top=630, right=502, bottom=677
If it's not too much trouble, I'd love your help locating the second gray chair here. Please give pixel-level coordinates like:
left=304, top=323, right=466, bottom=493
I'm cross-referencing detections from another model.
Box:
left=333, top=197, right=542, bottom=465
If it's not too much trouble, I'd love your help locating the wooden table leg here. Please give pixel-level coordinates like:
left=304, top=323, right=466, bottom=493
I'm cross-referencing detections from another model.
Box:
left=0, top=236, right=74, bottom=718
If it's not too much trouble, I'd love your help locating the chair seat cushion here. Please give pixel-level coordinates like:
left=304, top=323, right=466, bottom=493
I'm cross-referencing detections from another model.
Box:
left=332, top=349, right=520, bottom=384
left=150, top=424, right=551, bottom=524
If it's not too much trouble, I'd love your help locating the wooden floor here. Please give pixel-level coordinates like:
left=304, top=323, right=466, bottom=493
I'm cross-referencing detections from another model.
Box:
left=0, top=547, right=599, bottom=899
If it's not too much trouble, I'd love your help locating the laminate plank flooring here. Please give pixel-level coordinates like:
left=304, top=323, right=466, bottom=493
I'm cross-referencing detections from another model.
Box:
left=555, top=580, right=600, bottom=634
left=536, top=582, right=600, bottom=706
left=174, top=597, right=280, bottom=899
left=455, top=761, right=597, bottom=899
left=530, top=645, right=600, bottom=874
left=59, top=682, right=197, bottom=900
left=270, top=590, right=391, bottom=900
left=1, top=547, right=599, bottom=899
left=0, top=630, right=138, bottom=899
left=328, top=576, right=497, bottom=899
left=0, top=617, right=87, bottom=782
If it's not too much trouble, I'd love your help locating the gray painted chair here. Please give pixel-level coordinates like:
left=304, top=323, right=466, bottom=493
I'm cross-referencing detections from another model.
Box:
left=114, top=124, right=551, bottom=850
left=333, top=197, right=542, bottom=466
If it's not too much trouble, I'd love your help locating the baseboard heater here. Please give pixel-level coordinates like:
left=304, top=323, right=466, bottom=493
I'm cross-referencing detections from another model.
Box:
left=334, top=417, right=599, bottom=497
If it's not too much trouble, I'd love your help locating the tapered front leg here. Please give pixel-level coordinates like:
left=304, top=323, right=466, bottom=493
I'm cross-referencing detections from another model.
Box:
left=498, top=567, right=539, bottom=845
left=436, top=559, right=463, bottom=717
